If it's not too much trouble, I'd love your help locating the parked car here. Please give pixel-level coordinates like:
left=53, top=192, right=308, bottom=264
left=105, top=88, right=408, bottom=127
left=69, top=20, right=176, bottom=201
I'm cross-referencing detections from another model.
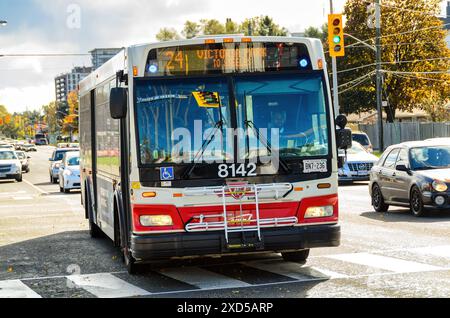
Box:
left=370, top=140, right=450, bottom=217
left=0, top=144, right=15, bottom=151
left=0, top=150, right=22, bottom=182
left=339, top=141, right=380, bottom=182
left=15, top=151, right=30, bottom=173
left=352, top=131, right=373, bottom=153
left=58, top=151, right=81, bottom=193
left=49, top=148, right=79, bottom=184
left=22, top=144, right=37, bottom=152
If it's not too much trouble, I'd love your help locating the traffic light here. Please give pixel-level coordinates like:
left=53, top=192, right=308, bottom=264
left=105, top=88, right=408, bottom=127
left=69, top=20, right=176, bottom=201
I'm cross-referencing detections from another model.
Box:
left=328, top=14, right=345, bottom=57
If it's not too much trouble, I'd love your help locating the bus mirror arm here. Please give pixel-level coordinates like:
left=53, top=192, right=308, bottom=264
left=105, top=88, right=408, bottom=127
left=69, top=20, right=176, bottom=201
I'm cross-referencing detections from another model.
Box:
left=110, top=87, right=128, bottom=119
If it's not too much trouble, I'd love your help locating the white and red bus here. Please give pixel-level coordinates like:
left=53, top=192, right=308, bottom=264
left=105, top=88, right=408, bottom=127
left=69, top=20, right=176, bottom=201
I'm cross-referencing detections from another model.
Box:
left=79, top=35, right=352, bottom=273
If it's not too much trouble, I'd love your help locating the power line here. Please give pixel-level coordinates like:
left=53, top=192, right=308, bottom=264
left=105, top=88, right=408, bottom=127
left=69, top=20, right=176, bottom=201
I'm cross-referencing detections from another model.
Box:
left=346, top=23, right=450, bottom=48
left=0, top=53, right=90, bottom=57
left=363, top=0, right=449, bottom=18
left=390, top=73, right=450, bottom=82
left=338, top=76, right=374, bottom=95
left=335, top=57, right=450, bottom=74
left=383, top=70, right=450, bottom=74
left=336, top=71, right=375, bottom=89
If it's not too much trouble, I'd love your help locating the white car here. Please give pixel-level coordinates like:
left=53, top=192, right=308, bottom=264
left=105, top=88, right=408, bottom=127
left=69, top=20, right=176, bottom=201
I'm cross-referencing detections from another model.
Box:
left=58, top=151, right=81, bottom=193
left=339, top=141, right=380, bottom=182
left=49, top=148, right=79, bottom=184
left=0, top=150, right=23, bottom=182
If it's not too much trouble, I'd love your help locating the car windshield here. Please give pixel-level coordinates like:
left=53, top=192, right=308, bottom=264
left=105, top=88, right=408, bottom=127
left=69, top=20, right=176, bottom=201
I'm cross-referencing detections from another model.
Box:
left=410, top=146, right=450, bottom=170
left=352, top=133, right=370, bottom=146
left=0, top=151, right=17, bottom=160
left=54, top=150, right=75, bottom=161
left=347, top=142, right=368, bottom=155
left=67, top=156, right=80, bottom=166
left=16, top=152, right=26, bottom=159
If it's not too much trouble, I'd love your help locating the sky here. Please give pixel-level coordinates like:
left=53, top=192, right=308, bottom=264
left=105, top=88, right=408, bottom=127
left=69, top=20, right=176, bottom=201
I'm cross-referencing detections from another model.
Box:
left=0, top=0, right=447, bottom=113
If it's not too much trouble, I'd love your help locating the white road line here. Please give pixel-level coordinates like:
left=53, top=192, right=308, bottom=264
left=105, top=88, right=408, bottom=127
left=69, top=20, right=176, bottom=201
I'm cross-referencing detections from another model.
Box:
left=308, top=267, right=349, bottom=279
left=66, top=273, right=151, bottom=298
left=0, top=280, right=42, bottom=298
left=158, top=267, right=251, bottom=289
left=242, top=260, right=342, bottom=280
left=409, top=245, right=450, bottom=259
left=326, top=253, right=443, bottom=273
left=23, top=179, right=49, bottom=195
left=13, top=196, right=34, bottom=201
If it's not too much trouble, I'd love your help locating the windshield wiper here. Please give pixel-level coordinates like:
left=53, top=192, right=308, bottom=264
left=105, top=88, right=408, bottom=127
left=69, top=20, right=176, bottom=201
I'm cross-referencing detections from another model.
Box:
left=182, top=119, right=224, bottom=179
left=244, top=119, right=290, bottom=174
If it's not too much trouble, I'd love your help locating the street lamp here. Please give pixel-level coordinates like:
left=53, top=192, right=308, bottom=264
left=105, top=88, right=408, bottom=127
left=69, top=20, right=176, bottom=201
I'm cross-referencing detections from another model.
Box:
left=0, top=20, right=7, bottom=27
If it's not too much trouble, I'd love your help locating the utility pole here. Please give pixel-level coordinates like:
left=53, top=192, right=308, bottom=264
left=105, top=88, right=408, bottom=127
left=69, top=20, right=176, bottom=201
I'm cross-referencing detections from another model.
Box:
left=375, top=0, right=384, bottom=151
left=330, top=0, right=340, bottom=116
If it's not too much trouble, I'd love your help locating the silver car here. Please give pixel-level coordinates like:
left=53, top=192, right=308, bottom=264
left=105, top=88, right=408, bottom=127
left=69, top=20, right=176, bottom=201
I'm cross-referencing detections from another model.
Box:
left=339, top=142, right=380, bottom=182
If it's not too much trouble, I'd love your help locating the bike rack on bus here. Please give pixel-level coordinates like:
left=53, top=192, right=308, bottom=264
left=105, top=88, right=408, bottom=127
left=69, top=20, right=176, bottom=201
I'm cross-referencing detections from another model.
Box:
left=183, top=183, right=297, bottom=244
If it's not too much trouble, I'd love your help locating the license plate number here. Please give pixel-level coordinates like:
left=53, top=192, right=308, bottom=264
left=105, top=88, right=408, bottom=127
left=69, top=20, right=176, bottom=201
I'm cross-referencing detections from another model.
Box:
left=303, top=159, right=327, bottom=173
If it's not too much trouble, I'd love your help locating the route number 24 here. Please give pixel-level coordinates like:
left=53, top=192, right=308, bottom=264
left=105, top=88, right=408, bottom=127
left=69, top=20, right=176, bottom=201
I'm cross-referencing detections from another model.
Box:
left=218, top=163, right=257, bottom=178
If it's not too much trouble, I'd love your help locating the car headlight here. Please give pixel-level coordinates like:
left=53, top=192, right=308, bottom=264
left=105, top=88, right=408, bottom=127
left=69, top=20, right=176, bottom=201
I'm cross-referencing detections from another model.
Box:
left=140, top=215, right=173, bottom=227
left=54, top=163, right=60, bottom=169
left=432, top=180, right=448, bottom=192
left=304, top=206, right=334, bottom=219
left=63, top=170, right=73, bottom=176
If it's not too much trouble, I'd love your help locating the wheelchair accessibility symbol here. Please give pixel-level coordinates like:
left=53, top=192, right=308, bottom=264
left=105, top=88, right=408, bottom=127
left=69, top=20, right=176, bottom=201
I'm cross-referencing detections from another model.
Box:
left=160, top=167, right=175, bottom=181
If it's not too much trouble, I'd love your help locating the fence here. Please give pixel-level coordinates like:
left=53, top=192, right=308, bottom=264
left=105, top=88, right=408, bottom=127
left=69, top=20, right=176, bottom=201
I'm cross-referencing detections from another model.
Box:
left=358, top=122, right=450, bottom=150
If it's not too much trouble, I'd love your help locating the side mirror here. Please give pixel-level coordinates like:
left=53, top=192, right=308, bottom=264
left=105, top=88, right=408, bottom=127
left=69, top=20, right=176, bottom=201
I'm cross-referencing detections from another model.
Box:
left=396, top=164, right=409, bottom=172
left=110, top=87, right=128, bottom=119
left=335, top=114, right=348, bottom=130
left=336, top=128, right=353, bottom=150
left=49, top=158, right=53, bottom=162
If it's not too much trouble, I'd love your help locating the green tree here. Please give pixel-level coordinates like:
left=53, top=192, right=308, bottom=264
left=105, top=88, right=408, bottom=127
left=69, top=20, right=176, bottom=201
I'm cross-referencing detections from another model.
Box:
left=240, top=16, right=287, bottom=36
left=182, top=21, right=201, bottom=39
left=43, top=101, right=58, bottom=135
left=200, top=19, right=226, bottom=35
left=156, top=27, right=181, bottom=41
left=225, top=18, right=240, bottom=34
left=339, top=0, right=450, bottom=122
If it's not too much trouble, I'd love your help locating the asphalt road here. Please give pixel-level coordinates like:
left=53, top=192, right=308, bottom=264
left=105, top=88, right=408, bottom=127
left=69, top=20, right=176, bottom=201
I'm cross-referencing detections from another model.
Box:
left=1, top=146, right=449, bottom=298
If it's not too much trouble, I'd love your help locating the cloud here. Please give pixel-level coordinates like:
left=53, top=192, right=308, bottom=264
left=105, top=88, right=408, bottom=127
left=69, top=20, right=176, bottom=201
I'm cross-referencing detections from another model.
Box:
left=0, top=0, right=358, bottom=113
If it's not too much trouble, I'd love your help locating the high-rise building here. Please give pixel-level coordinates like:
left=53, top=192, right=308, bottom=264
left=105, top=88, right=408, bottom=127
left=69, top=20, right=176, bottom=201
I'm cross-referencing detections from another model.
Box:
left=89, top=48, right=122, bottom=70
left=55, top=66, right=93, bottom=103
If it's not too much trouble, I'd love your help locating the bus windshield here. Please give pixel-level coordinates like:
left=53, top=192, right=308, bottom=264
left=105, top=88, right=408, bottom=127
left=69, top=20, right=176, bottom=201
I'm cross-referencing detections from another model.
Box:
left=234, top=73, right=329, bottom=159
left=136, top=72, right=330, bottom=165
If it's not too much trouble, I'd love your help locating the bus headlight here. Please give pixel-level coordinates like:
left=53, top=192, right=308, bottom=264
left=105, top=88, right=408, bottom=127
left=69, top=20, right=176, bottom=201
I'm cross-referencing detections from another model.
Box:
left=304, top=206, right=334, bottom=219
left=140, top=215, right=173, bottom=227
left=432, top=180, right=448, bottom=192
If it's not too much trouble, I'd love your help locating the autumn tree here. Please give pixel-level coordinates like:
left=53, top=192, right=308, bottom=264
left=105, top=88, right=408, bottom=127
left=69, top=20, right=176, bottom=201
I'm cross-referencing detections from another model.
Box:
left=43, top=101, right=58, bottom=135
left=339, top=0, right=450, bottom=122
left=62, top=91, right=79, bottom=136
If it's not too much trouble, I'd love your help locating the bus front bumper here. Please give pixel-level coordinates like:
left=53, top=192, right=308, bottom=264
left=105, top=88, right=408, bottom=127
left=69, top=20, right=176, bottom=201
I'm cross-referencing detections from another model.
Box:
left=130, top=224, right=340, bottom=262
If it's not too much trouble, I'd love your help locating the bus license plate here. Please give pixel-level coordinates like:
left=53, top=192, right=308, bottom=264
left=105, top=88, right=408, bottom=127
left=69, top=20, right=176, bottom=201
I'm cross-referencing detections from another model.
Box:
left=303, top=159, right=327, bottom=173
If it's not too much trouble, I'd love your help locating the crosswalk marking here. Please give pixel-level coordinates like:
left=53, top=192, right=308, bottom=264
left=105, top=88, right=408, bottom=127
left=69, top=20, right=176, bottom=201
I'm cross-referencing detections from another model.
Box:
left=326, top=253, right=443, bottom=273
left=13, top=196, right=34, bottom=201
left=308, top=266, right=349, bottom=279
left=409, top=245, right=450, bottom=259
left=158, top=267, right=251, bottom=289
left=0, top=280, right=42, bottom=298
left=66, top=273, right=151, bottom=298
left=243, top=260, right=339, bottom=281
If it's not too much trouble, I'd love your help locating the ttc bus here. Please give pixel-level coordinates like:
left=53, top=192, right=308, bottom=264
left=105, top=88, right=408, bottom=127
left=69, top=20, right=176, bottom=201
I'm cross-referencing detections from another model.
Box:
left=79, top=35, right=351, bottom=273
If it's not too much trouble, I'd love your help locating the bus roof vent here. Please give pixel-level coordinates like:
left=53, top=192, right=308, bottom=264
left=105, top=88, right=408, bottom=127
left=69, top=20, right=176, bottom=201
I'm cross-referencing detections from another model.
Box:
left=194, top=34, right=246, bottom=39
